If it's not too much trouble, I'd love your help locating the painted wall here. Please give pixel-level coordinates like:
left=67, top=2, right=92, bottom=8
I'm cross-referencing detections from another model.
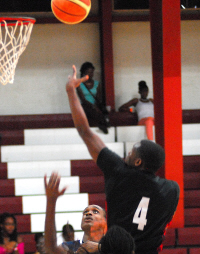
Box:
left=0, top=20, right=199, bottom=115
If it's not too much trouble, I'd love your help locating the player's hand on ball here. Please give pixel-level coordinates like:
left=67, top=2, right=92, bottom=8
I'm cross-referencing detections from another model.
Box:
left=80, top=241, right=99, bottom=253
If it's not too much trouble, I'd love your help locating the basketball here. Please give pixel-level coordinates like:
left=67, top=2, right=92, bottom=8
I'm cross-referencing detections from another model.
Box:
left=51, top=0, right=91, bottom=25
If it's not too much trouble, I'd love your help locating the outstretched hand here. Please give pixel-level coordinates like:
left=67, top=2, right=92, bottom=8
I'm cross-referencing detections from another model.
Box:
left=66, top=65, right=88, bottom=91
left=44, top=172, right=67, bottom=201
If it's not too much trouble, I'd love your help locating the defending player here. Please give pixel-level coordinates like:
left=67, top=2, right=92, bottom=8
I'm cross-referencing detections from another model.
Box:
left=65, top=65, right=180, bottom=254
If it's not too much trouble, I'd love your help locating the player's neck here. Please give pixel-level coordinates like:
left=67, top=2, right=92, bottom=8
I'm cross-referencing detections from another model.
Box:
left=83, top=229, right=104, bottom=243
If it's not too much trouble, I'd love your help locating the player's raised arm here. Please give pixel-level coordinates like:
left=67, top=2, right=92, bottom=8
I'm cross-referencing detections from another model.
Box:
left=44, top=173, right=67, bottom=254
left=66, top=65, right=106, bottom=163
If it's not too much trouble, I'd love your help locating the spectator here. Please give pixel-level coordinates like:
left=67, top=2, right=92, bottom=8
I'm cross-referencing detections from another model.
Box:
left=0, top=213, right=24, bottom=254
left=61, top=223, right=79, bottom=252
left=62, top=223, right=75, bottom=242
left=119, top=80, right=154, bottom=140
left=34, top=233, right=46, bottom=254
left=77, top=62, right=110, bottom=134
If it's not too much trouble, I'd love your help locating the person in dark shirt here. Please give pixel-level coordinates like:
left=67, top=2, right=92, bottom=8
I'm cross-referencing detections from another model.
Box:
left=65, top=65, right=180, bottom=254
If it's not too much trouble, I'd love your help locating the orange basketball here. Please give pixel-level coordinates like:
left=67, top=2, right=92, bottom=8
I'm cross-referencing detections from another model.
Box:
left=51, top=0, right=91, bottom=25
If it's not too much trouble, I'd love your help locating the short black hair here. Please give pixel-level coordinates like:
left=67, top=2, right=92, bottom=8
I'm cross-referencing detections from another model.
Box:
left=99, top=225, right=135, bottom=254
left=62, top=223, right=74, bottom=238
left=80, top=62, right=95, bottom=77
left=138, top=80, right=148, bottom=92
left=62, top=223, right=74, bottom=233
left=136, top=140, right=165, bottom=173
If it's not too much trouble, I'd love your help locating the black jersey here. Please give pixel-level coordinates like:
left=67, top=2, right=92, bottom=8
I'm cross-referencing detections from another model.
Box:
left=97, top=148, right=180, bottom=254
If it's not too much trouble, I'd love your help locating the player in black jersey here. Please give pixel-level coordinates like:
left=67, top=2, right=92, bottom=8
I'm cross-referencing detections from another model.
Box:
left=65, top=66, right=180, bottom=254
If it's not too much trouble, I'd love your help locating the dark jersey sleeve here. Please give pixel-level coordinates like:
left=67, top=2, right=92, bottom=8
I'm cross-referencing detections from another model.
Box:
left=97, top=147, right=126, bottom=177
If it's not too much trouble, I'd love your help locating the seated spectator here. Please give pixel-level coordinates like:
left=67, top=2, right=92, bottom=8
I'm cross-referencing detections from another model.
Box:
left=0, top=213, right=24, bottom=254
left=61, top=223, right=80, bottom=252
left=77, top=62, right=110, bottom=134
left=44, top=172, right=107, bottom=254
left=119, top=80, right=154, bottom=140
left=34, top=233, right=46, bottom=254
left=62, top=223, right=75, bottom=242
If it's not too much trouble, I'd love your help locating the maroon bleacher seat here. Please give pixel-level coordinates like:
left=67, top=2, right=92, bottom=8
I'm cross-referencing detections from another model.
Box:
left=15, top=214, right=31, bottom=233
left=184, top=190, right=200, bottom=208
left=184, top=208, right=200, bottom=226
left=161, top=248, right=187, bottom=254
left=80, top=176, right=105, bottom=193
left=0, top=179, right=14, bottom=196
left=0, top=196, right=22, bottom=214
left=190, top=248, right=200, bottom=254
left=162, top=228, right=176, bottom=247
left=0, top=163, right=7, bottom=179
left=184, top=172, right=200, bottom=190
left=0, top=130, right=24, bottom=145
left=71, top=160, right=103, bottom=177
left=89, top=193, right=106, bottom=209
left=20, top=234, right=36, bottom=253
left=183, top=156, right=200, bottom=173
left=178, top=227, right=200, bottom=246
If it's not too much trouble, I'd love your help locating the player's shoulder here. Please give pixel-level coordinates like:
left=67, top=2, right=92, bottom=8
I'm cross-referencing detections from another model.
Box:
left=166, top=178, right=180, bottom=190
left=155, top=176, right=180, bottom=192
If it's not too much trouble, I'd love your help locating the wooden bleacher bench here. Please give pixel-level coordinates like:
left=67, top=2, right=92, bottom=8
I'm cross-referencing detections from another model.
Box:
left=1, top=142, right=124, bottom=162
left=0, top=110, right=200, bottom=254
left=24, top=127, right=115, bottom=145
left=7, top=160, right=71, bottom=178
left=0, top=109, right=199, bottom=132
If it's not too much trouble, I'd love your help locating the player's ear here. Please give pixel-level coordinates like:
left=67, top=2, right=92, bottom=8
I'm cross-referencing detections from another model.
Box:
left=134, top=158, right=142, bottom=167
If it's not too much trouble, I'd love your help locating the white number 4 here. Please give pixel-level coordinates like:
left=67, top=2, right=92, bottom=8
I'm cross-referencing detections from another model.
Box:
left=132, top=197, right=150, bottom=231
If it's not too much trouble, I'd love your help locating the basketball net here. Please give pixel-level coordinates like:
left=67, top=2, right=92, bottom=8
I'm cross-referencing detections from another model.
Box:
left=0, top=17, right=36, bottom=85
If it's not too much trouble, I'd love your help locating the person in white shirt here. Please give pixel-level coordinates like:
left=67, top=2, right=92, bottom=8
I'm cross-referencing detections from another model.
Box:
left=119, top=81, right=154, bottom=140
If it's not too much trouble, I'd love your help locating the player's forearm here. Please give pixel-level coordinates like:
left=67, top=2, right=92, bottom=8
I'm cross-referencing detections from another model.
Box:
left=67, top=86, right=90, bottom=136
left=45, top=198, right=58, bottom=254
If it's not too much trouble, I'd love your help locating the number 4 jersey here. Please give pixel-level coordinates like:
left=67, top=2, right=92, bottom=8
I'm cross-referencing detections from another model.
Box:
left=97, top=147, right=180, bottom=254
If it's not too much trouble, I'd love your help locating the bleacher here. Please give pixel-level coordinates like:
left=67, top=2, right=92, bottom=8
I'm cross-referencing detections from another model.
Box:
left=0, top=111, right=199, bottom=254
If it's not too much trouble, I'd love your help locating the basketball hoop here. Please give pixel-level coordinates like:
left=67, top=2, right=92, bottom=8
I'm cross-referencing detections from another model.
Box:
left=0, top=17, right=36, bottom=85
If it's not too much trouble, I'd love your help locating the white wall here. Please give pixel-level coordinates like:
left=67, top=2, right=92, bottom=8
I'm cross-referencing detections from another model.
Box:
left=0, top=22, right=101, bottom=115
left=113, top=22, right=153, bottom=109
left=113, top=20, right=200, bottom=110
left=0, top=20, right=199, bottom=115
left=181, top=20, right=200, bottom=109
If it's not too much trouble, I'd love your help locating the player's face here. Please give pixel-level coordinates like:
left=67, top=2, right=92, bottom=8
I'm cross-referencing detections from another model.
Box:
left=2, top=217, right=15, bottom=235
left=81, top=205, right=106, bottom=231
left=125, top=142, right=141, bottom=167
